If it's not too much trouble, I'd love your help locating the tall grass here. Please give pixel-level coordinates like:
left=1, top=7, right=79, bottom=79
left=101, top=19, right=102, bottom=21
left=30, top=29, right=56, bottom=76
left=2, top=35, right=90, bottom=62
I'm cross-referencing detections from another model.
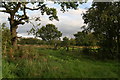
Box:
left=2, top=46, right=120, bottom=78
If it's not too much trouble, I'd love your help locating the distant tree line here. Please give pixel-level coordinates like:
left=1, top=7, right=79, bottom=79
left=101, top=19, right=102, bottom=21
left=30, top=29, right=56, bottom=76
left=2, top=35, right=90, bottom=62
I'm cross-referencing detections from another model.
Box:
left=17, top=23, right=98, bottom=52
left=18, top=38, right=45, bottom=45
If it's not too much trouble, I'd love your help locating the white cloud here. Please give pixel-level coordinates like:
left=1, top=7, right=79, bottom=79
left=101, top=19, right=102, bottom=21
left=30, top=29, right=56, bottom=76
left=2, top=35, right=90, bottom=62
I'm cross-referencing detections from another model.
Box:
left=17, top=33, right=34, bottom=38
left=0, top=12, right=10, bottom=28
left=0, top=2, right=89, bottom=38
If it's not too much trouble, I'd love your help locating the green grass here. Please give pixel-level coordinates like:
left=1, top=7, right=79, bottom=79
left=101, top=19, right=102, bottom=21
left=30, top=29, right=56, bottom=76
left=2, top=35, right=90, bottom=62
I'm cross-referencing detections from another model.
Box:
left=0, top=58, right=2, bottom=79
left=2, top=47, right=120, bottom=78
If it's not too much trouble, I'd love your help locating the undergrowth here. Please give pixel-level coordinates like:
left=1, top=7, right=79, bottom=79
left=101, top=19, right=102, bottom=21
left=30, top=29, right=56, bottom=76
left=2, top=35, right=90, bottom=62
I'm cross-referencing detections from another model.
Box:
left=2, top=46, right=120, bottom=78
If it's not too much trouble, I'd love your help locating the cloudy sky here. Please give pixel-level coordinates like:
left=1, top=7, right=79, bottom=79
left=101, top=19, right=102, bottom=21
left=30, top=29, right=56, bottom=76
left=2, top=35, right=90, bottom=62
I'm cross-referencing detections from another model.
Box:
left=0, top=1, right=92, bottom=39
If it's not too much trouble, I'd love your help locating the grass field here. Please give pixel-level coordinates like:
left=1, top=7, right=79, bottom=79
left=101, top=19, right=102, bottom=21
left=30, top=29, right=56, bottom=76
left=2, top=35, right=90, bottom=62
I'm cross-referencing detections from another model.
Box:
left=2, top=46, right=120, bottom=78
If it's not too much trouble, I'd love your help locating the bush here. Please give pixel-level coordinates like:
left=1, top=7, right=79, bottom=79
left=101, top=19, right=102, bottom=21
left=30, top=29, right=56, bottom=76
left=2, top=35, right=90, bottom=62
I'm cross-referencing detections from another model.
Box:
left=81, top=48, right=98, bottom=59
left=14, top=46, right=37, bottom=60
left=1, top=23, right=12, bottom=55
left=82, top=47, right=91, bottom=55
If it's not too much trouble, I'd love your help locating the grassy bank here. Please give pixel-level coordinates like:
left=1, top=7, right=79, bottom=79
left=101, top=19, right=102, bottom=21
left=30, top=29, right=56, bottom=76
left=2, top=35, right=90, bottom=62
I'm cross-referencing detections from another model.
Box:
left=2, top=46, right=120, bottom=78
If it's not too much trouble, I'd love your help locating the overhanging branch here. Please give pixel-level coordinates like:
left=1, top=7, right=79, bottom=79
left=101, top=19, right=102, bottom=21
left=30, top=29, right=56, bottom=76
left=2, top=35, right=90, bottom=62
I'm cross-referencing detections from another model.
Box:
left=25, top=7, right=41, bottom=11
left=0, top=10, right=11, bottom=13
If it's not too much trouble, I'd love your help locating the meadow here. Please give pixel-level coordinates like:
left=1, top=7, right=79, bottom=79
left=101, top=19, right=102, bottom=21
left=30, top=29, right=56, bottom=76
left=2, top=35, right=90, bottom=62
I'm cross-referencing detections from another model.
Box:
left=2, top=46, right=120, bottom=78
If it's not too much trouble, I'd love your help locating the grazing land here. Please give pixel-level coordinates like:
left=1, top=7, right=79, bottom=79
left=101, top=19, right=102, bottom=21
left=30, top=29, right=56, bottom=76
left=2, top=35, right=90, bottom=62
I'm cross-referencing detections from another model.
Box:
left=1, top=1, right=120, bottom=79
left=2, top=46, right=120, bottom=78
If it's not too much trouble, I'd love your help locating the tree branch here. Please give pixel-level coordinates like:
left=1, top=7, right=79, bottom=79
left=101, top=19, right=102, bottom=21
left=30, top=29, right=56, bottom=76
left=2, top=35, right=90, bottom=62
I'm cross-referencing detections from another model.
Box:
left=0, top=10, right=11, bottom=13
left=17, top=5, right=29, bottom=22
left=2, top=2, right=10, bottom=10
left=25, top=7, right=41, bottom=10
left=14, top=20, right=25, bottom=25
left=13, top=2, right=21, bottom=14
left=25, top=4, right=46, bottom=10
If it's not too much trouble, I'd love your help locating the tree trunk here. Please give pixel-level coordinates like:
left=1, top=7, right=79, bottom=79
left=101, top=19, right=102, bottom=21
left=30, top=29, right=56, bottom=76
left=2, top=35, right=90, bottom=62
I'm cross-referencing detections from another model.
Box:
left=10, top=15, right=18, bottom=49
left=11, top=27, right=17, bottom=48
left=54, top=43, right=58, bottom=50
left=116, top=21, right=120, bottom=58
left=66, top=46, right=69, bottom=51
left=117, top=34, right=120, bottom=55
left=3, top=41, right=7, bottom=54
left=72, top=46, right=74, bottom=51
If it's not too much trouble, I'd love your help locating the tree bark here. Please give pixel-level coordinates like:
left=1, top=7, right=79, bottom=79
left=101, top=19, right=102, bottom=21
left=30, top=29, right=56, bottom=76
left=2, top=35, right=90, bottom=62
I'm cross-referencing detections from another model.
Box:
left=10, top=14, right=18, bottom=49
left=54, top=43, right=58, bottom=50
left=11, top=27, right=17, bottom=48
left=72, top=46, right=74, bottom=51
left=117, top=34, right=120, bottom=55
left=66, top=46, right=69, bottom=51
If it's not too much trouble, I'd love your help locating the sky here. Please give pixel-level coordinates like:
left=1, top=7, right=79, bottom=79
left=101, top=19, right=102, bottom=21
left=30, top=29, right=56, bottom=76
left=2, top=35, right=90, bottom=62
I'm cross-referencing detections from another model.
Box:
left=0, top=1, right=92, bottom=39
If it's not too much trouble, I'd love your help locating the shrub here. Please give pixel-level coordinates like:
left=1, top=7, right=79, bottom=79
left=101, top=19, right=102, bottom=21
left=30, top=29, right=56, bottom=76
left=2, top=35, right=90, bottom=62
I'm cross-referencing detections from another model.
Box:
left=82, top=47, right=91, bottom=55
left=1, top=23, right=12, bottom=55
left=14, top=46, right=37, bottom=60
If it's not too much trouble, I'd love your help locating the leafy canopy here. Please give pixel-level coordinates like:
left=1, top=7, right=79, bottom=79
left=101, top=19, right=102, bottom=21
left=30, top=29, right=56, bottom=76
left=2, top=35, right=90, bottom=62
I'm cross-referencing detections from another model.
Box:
left=82, top=2, right=120, bottom=58
left=36, top=24, right=62, bottom=42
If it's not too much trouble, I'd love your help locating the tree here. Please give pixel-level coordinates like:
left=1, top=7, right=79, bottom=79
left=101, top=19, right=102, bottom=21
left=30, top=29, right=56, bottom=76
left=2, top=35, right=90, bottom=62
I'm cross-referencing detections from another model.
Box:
left=50, top=39, right=61, bottom=50
left=62, top=37, right=70, bottom=51
left=74, top=31, right=86, bottom=46
left=74, top=31, right=98, bottom=46
left=0, top=2, right=80, bottom=49
left=82, top=2, right=120, bottom=59
left=74, top=31, right=89, bottom=46
left=69, top=38, right=76, bottom=51
left=35, top=24, right=62, bottom=49
left=0, top=2, right=59, bottom=48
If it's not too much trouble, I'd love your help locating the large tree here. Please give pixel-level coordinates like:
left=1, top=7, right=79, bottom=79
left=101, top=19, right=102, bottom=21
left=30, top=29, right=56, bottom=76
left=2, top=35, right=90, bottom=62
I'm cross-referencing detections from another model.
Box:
left=69, top=38, right=76, bottom=51
left=62, top=37, right=70, bottom=51
left=0, top=2, right=80, bottom=48
left=82, top=2, right=120, bottom=58
left=35, top=24, right=62, bottom=45
left=74, top=31, right=97, bottom=46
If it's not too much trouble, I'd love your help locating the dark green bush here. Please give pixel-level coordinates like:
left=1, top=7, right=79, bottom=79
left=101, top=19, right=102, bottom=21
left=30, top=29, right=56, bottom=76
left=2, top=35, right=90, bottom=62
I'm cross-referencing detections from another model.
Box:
left=82, top=48, right=91, bottom=55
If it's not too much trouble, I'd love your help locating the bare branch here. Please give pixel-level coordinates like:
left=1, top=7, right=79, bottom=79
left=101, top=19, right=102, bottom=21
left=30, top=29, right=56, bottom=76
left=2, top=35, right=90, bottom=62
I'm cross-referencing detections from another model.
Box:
left=14, top=20, right=25, bottom=25
left=17, top=5, right=29, bottom=22
left=0, top=10, right=6, bottom=12
left=19, top=17, right=28, bottom=22
left=25, top=7, right=41, bottom=10
left=0, top=10, right=11, bottom=13
left=3, top=2, right=10, bottom=11
left=14, top=2, right=21, bottom=13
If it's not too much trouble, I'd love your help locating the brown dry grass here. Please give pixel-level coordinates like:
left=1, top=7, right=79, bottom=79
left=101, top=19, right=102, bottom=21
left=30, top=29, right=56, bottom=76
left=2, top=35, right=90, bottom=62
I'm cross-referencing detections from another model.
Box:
left=18, top=44, right=54, bottom=48
left=18, top=44, right=100, bottom=49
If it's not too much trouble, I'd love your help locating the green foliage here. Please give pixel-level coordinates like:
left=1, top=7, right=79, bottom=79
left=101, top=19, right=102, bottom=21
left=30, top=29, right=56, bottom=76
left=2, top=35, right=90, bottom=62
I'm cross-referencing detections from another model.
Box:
left=62, top=37, right=70, bottom=51
left=56, top=2, right=79, bottom=12
left=1, top=2, right=59, bottom=24
left=36, top=24, right=62, bottom=44
left=0, top=23, right=12, bottom=54
left=18, top=37, right=45, bottom=45
left=2, top=59, right=18, bottom=78
left=62, top=37, right=70, bottom=46
left=14, top=46, right=37, bottom=59
left=0, top=26, right=1, bottom=41
left=83, top=2, right=120, bottom=59
left=82, top=48, right=91, bottom=54
left=69, top=38, right=76, bottom=46
left=74, top=31, right=97, bottom=46
left=0, top=2, right=81, bottom=47
left=2, top=47, right=120, bottom=78
left=0, top=25, right=1, bottom=79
